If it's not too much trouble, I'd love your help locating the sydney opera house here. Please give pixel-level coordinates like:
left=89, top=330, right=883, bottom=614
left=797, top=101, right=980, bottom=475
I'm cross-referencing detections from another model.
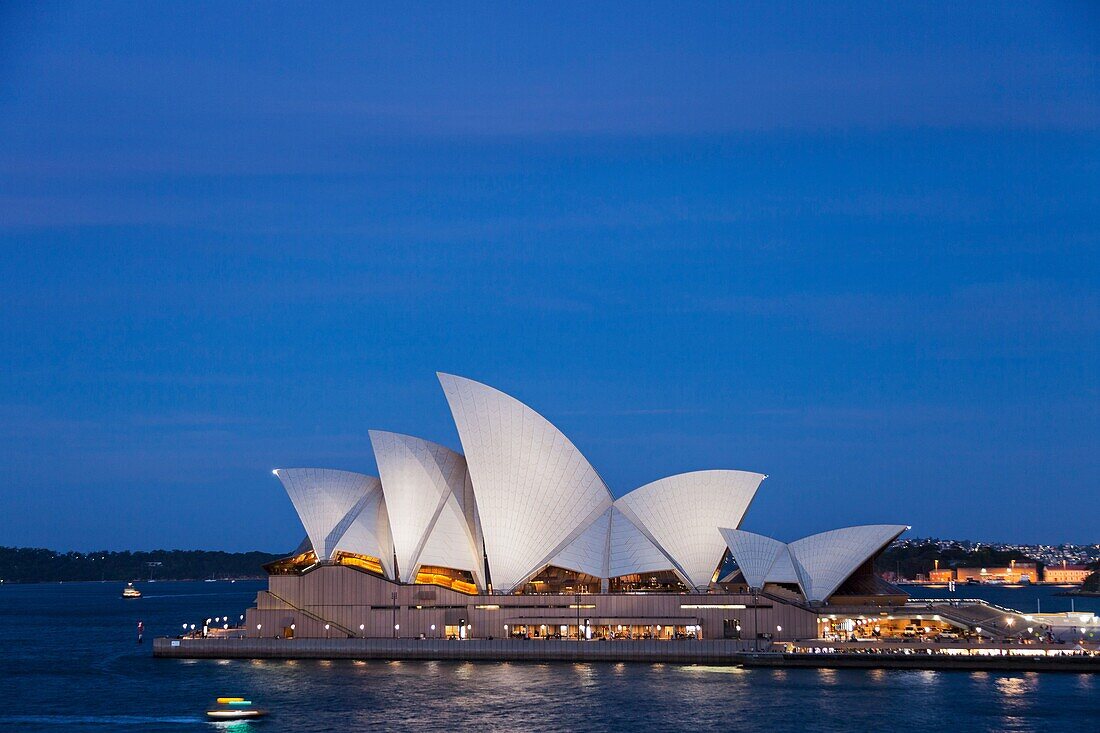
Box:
left=245, top=373, right=909, bottom=643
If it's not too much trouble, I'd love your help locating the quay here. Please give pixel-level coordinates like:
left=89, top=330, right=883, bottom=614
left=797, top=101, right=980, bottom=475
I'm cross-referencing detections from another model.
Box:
left=154, top=637, right=760, bottom=664
left=154, top=637, right=1100, bottom=672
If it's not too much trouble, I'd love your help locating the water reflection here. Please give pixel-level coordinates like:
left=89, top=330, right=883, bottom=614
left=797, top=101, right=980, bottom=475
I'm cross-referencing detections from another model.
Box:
left=995, top=674, right=1033, bottom=704
left=208, top=722, right=259, bottom=733
left=918, top=670, right=938, bottom=685
left=676, top=665, right=748, bottom=675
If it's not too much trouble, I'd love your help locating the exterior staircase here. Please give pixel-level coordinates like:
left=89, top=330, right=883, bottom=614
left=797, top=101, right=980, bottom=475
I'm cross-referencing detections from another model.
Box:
left=261, top=589, right=357, bottom=638
left=908, top=598, right=1029, bottom=639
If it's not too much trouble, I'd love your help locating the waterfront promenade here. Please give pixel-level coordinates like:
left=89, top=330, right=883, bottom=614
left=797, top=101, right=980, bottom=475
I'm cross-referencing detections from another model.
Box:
left=154, top=636, right=1100, bottom=672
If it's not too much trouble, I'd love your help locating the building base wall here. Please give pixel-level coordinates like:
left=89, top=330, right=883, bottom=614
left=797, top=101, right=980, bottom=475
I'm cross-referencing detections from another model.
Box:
left=241, top=565, right=818, bottom=642
left=154, top=637, right=764, bottom=662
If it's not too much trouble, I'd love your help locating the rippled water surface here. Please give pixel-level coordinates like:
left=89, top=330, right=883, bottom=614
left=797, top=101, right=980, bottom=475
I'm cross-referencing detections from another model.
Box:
left=3, top=581, right=1097, bottom=732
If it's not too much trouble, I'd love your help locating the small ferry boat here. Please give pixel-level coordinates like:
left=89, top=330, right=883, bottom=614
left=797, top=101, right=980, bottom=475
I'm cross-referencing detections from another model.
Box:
left=206, top=697, right=267, bottom=721
left=121, top=583, right=142, bottom=599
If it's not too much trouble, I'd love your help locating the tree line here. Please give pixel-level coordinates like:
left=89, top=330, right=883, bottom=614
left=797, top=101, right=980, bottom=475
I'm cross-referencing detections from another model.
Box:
left=0, top=546, right=286, bottom=583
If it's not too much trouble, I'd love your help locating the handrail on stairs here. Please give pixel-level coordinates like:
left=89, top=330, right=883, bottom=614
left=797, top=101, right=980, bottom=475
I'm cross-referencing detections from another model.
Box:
left=263, top=589, right=357, bottom=638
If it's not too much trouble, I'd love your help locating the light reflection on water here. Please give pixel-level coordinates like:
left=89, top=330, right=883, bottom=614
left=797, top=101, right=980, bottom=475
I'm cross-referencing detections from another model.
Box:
left=995, top=674, right=1035, bottom=712
left=676, top=665, right=748, bottom=675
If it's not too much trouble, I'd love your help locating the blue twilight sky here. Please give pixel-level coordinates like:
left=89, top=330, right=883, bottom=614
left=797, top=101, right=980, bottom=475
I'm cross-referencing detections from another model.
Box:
left=0, top=2, right=1097, bottom=552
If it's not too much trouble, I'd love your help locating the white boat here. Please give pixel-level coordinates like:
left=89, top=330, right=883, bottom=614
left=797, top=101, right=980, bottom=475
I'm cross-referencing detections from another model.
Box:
left=207, top=697, right=267, bottom=721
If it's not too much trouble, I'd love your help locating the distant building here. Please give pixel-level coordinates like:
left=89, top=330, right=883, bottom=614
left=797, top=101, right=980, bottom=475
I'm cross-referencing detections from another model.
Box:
left=1044, top=561, right=1091, bottom=584
left=928, top=568, right=955, bottom=582
left=955, top=560, right=1038, bottom=583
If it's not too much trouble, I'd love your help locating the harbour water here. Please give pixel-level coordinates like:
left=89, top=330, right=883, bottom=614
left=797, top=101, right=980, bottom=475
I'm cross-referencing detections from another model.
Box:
left=3, top=580, right=1098, bottom=732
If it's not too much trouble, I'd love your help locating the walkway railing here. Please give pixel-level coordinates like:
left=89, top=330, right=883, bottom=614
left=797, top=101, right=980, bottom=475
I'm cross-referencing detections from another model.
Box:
left=906, top=598, right=1025, bottom=615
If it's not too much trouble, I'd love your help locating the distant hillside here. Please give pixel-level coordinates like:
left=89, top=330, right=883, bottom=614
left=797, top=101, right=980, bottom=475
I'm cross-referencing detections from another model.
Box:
left=876, top=541, right=1041, bottom=579
left=0, top=546, right=287, bottom=583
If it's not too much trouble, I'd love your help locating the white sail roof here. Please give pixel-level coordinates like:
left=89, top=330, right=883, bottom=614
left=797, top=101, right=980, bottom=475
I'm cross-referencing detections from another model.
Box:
left=717, top=528, right=789, bottom=590
left=548, top=505, right=690, bottom=581
left=720, top=524, right=908, bottom=602
left=332, top=480, right=396, bottom=579
left=438, top=373, right=614, bottom=592
left=273, top=468, right=388, bottom=564
left=764, top=545, right=802, bottom=585
left=547, top=508, right=611, bottom=578
left=369, top=430, right=481, bottom=585
left=788, top=524, right=907, bottom=602
left=608, top=506, right=674, bottom=578
left=616, top=470, right=765, bottom=590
